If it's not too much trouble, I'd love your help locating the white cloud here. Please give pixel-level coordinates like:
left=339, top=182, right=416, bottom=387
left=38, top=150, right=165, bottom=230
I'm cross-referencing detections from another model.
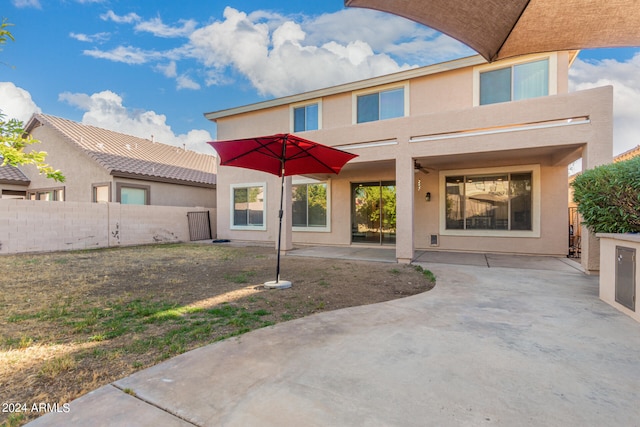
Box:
left=155, top=61, right=177, bottom=78
left=69, top=32, right=110, bottom=43
left=83, top=7, right=470, bottom=98
left=83, top=45, right=151, bottom=64
left=188, top=7, right=422, bottom=97
left=176, top=75, right=200, bottom=90
left=135, top=17, right=197, bottom=38
left=0, top=82, right=41, bottom=122
left=100, top=10, right=141, bottom=24
left=570, top=53, right=640, bottom=156
left=303, top=9, right=471, bottom=63
left=59, top=90, right=212, bottom=153
left=11, top=0, right=41, bottom=8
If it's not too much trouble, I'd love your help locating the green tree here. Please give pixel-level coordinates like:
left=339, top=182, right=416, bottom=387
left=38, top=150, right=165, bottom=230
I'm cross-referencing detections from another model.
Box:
left=0, top=114, right=65, bottom=182
left=1, top=18, right=15, bottom=51
left=0, top=18, right=64, bottom=182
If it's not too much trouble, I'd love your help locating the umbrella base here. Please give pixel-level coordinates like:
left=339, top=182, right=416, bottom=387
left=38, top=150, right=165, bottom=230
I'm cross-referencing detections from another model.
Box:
left=264, top=280, right=292, bottom=289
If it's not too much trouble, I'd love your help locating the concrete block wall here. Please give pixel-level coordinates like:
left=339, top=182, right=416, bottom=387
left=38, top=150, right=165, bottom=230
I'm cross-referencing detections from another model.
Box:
left=0, top=200, right=216, bottom=254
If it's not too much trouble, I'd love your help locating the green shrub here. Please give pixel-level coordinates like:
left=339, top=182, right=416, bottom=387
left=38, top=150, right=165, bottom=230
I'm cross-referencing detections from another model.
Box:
left=571, top=157, right=640, bottom=233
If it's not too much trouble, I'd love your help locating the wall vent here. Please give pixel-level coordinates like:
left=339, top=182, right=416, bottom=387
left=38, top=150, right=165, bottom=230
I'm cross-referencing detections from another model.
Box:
left=430, top=234, right=439, bottom=247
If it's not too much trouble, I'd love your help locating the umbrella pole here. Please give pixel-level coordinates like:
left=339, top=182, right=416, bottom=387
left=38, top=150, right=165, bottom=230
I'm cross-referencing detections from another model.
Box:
left=275, top=169, right=285, bottom=283
left=264, top=139, right=291, bottom=289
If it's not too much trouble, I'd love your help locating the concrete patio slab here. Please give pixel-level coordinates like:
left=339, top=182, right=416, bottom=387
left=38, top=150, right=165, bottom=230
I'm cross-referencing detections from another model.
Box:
left=413, top=250, right=489, bottom=266
left=27, top=260, right=640, bottom=427
left=26, top=384, right=192, bottom=427
left=290, top=246, right=583, bottom=273
left=288, top=245, right=397, bottom=263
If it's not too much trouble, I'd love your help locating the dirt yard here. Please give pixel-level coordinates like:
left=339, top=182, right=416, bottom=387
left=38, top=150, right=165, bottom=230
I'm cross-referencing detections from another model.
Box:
left=0, top=243, right=434, bottom=426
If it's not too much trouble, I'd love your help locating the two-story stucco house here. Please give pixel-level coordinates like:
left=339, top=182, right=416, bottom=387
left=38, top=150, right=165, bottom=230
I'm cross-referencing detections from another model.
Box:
left=205, top=52, right=613, bottom=273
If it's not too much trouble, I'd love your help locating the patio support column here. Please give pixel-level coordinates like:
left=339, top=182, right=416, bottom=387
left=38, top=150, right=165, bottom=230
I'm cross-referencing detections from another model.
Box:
left=580, top=86, right=613, bottom=274
left=395, top=154, right=414, bottom=264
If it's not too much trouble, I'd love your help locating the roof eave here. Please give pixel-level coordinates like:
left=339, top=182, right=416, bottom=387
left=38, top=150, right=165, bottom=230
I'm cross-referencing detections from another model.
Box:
left=110, top=171, right=216, bottom=188
left=0, top=178, right=30, bottom=186
left=204, top=55, right=487, bottom=122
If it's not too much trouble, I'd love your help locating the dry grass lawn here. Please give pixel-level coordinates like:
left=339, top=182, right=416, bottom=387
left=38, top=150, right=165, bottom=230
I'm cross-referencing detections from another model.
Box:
left=0, top=243, right=435, bottom=426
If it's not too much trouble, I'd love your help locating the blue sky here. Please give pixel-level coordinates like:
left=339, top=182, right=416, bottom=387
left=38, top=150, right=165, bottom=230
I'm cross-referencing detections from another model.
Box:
left=1, top=0, right=639, bottom=156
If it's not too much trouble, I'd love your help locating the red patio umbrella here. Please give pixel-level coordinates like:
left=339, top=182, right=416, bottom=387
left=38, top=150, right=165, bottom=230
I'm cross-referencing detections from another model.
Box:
left=208, top=133, right=358, bottom=288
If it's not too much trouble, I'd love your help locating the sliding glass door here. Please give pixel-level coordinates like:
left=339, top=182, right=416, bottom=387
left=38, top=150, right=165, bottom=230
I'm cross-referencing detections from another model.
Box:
left=351, top=182, right=396, bottom=245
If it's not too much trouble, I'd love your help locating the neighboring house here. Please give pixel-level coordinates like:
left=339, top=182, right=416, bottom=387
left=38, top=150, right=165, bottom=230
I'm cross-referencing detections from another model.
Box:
left=614, top=144, right=640, bottom=163
left=0, top=165, right=30, bottom=199
left=205, top=52, right=612, bottom=273
left=12, top=114, right=216, bottom=207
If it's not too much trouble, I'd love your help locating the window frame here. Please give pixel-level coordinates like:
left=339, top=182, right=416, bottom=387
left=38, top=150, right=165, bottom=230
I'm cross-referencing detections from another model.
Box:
left=352, top=82, right=410, bottom=124
left=116, top=183, right=150, bottom=205
left=292, top=178, right=331, bottom=232
left=28, top=187, right=65, bottom=201
left=92, top=183, right=111, bottom=203
left=230, top=182, right=267, bottom=231
left=473, top=53, right=557, bottom=106
left=439, top=165, right=540, bottom=238
left=290, top=99, right=322, bottom=133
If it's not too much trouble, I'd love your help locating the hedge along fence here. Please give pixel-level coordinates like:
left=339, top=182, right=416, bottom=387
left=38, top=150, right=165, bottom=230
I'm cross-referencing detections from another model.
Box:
left=571, top=156, right=640, bottom=233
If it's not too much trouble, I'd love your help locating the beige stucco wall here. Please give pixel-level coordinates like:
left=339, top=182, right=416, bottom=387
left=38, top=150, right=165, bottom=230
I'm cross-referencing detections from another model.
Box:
left=598, top=234, right=640, bottom=322
left=0, top=199, right=216, bottom=254
left=213, top=53, right=613, bottom=266
left=0, top=182, right=29, bottom=197
left=25, top=124, right=112, bottom=201
left=112, top=177, right=216, bottom=208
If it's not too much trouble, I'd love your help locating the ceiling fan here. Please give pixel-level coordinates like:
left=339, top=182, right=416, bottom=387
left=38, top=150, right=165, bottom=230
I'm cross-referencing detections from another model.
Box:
left=414, top=160, right=433, bottom=174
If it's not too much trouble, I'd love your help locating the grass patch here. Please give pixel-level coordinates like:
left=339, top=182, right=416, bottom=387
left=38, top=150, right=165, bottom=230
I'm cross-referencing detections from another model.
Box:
left=223, top=271, right=256, bottom=284
left=0, top=243, right=434, bottom=427
left=39, top=355, right=76, bottom=379
left=413, top=265, right=436, bottom=284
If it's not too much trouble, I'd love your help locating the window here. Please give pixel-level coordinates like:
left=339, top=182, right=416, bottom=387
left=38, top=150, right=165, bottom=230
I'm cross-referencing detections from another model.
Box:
left=445, top=172, right=532, bottom=231
left=93, top=184, right=110, bottom=203
left=293, top=103, right=319, bottom=132
left=479, top=58, right=549, bottom=105
left=231, top=183, right=266, bottom=230
left=116, top=183, right=149, bottom=205
left=356, top=86, right=405, bottom=123
left=28, top=188, right=64, bottom=201
left=292, top=181, right=329, bottom=230
left=1, top=190, right=26, bottom=199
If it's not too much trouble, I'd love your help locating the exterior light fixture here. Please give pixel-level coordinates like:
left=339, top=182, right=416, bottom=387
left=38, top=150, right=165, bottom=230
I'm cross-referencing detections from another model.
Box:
left=425, top=192, right=431, bottom=202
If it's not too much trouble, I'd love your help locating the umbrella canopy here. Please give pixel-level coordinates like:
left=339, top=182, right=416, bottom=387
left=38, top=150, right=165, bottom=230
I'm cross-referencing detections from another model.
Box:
left=208, top=134, right=358, bottom=288
left=345, top=0, right=640, bottom=62
left=209, top=133, right=358, bottom=177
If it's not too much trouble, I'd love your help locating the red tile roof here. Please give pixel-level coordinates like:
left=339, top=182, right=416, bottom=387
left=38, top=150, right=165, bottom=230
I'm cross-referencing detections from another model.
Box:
left=0, top=164, right=30, bottom=185
left=27, top=114, right=216, bottom=187
left=615, top=145, right=640, bottom=163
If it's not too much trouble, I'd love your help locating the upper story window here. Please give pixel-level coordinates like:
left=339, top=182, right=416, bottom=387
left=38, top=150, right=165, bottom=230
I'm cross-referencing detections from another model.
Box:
left=291, top=100, right=321, bottom=133
left=293, top=103, right=319, bottom=132
left=355, top=85, right=407, bottom=124
left=479, top=58, right=549, bottom=105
